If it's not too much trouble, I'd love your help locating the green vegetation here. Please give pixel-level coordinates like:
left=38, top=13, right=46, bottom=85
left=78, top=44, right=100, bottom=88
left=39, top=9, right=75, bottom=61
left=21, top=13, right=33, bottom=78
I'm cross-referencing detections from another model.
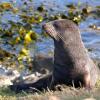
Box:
left=0, top=86, right=100, bottom=100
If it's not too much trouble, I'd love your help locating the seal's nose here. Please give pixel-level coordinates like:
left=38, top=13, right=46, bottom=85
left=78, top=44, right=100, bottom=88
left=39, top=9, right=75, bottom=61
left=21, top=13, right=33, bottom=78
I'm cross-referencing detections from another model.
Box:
left=42, top=24, right=49, bottom=36
left=42, top=23, right=46, bottom=30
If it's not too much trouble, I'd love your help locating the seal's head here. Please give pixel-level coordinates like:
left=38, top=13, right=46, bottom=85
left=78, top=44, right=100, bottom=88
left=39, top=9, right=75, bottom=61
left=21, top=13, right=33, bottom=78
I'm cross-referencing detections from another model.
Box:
left=42, top=21, right=58, bottom=39
left=42, top=19, right=79, bottom=40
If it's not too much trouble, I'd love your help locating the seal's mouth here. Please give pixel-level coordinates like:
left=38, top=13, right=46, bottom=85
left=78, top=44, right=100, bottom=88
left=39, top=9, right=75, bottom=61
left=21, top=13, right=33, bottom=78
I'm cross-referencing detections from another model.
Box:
left=42, top=24, right=49, bottom=34
left=42, top=23, right=52, bottom=34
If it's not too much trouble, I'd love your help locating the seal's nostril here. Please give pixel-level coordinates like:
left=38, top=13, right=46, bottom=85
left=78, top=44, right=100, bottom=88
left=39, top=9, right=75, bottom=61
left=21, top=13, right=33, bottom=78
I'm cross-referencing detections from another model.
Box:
left=42, top=24, right=46, bottom=29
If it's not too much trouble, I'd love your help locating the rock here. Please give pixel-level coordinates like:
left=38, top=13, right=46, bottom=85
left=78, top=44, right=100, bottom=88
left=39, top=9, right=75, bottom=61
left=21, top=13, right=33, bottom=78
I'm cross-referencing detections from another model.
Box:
left=0, top=65, right=20, bottom=87
left=13, top=72, right=43, bottom=84
left=34, top=72, right=42, bottom=77
left=6, top=69, right=20, bottom=76
left=20, top=69, right=31, bottom=76
left=0, top=65, right=6, bottom=75
left=0, top=53, right=54, bottom=87
left=7, top=70, right=20, bottom=81
left=0, top=76, right=13, bottom=87
left=22, top=74, right=39, bottom=84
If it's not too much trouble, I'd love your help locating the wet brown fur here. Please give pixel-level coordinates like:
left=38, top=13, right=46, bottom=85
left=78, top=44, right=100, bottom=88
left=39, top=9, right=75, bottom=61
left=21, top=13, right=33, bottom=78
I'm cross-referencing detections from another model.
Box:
left=10, top=19, right=99, bottom=92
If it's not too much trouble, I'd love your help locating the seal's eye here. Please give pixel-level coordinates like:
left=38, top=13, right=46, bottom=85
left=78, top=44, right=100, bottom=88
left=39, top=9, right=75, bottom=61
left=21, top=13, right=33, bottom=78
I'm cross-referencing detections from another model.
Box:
left=53, top=22, right=59, bottom=29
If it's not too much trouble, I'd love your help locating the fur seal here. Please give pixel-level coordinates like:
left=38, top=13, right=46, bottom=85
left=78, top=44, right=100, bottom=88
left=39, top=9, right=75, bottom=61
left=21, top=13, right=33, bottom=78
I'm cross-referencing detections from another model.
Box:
left=10, top=19, right=99, bottom=92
